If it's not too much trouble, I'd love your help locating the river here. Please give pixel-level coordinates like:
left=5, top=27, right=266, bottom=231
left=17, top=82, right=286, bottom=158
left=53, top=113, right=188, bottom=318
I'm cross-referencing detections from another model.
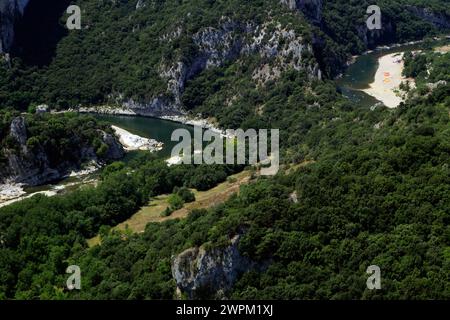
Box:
left=336, top=38, right=450, bottom=108
left=0, top=116, right=194, bottom=207
left=94, top=115, right=194, bottom=158
left=2, top=38, right=449, bottom=207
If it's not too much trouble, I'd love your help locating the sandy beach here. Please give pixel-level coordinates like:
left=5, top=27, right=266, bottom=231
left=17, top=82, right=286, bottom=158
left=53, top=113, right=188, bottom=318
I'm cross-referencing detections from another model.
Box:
left=111, top=125, right=163, bottom=152
left=362, top=52, right=413, bottom=108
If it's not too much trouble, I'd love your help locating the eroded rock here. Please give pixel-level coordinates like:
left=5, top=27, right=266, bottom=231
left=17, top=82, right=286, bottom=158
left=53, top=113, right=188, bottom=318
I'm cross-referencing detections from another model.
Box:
left=172, top=235, right=255, bottom=299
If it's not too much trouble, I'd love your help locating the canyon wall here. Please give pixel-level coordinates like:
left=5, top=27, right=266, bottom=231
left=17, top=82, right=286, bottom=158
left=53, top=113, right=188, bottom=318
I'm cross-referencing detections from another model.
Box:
left=0, top=0, right=29, bottom=53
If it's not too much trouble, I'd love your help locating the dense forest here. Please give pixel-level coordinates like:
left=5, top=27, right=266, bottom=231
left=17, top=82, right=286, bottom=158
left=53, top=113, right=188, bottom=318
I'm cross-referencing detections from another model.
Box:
left=0, top=111, right=128, bottom=187
left=0, top=154, right=242, bottom=299
left=0, top=0, right=449, bottom=300
left=1, top=49, right=449, bottom=298
left=0, top=111, right=115, bottom=162
left=1, top=0, right=449, bottom=111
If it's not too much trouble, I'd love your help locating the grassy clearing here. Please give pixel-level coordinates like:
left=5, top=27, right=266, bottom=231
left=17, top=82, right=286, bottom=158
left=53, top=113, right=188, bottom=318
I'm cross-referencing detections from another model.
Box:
left=161, top=170, right=251, bottom=223
left=87, top=170, right=251, bottom=247
left=434, top=45, right=450, bottom=53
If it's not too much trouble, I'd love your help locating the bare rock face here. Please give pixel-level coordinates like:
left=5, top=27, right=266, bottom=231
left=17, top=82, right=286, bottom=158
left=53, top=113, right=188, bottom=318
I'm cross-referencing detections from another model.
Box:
left=280, top=0, right=323, bottom=23
left=407, top=5, right=450, bottom=30
left=158, top=19, right=247, bottom=109
left=122, top=93, right=184, bottom=117
left=156, top=18, right=320, bottom=115
left=3, top=117, right=60, bottom=185
left=0, top=116, right=124, bottom=186
left=0, top=0, right=30, bottom=53
left=356, top=20, right=396, bottom=50
left=172, top=235, right=255, bottom=299
left=9, top=116, right=27, bottom=145
left=135, top=0, right=145, bottom=10
left=101, top=131, right=125, bottom=160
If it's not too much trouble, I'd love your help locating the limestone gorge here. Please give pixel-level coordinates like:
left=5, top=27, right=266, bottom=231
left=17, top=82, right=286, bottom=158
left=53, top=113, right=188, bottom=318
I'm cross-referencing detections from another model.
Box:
left=2, top=0, right=449, bottom=115
left=0, top=0, right=449, bottom=302
left=0, top=113, right=124, bottom=192
left=97, top=13, right=322, bottom=117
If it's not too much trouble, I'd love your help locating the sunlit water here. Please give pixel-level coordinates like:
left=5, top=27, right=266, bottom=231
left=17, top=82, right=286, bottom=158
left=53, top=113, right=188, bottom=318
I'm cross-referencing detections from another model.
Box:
left=5, top=38, right=449, bottom=205
left=336, top=39, right=450, bottom=108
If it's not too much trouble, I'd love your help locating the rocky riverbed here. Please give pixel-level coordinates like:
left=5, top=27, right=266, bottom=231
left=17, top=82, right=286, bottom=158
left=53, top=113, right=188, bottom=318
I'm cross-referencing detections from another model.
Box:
left=111, top=125, right=163, bottom=152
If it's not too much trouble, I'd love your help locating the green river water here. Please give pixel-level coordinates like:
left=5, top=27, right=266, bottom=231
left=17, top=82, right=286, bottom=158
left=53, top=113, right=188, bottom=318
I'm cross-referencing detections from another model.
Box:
left=336, top=38, right=450, bottom=108
left=9, top=38, right=449, bottom=203
left=94, top=115, right=194, bottom=158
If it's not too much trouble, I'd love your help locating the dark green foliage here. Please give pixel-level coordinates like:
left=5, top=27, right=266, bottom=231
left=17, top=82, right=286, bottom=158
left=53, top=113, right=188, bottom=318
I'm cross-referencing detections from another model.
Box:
left=175, top=187, right=196, bottom=203
left=0, top=0, right=449, bottom=301
left=74, top=82, right=450, bottom=299
left=2, top=0, right=448, bottom=110
left=1, top=61, right=448, bottom=299
left=0, top=111, right=118, bottom=168
left=167, top=193, right=184, bottom=210
left=0, top=156, right=241, bottom=298
left=404, top=50, right=450, bottom=83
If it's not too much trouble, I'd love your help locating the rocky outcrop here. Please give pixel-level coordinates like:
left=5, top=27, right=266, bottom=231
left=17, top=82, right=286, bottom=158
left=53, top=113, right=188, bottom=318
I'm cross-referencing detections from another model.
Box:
left=249, top=24, right=322, bottom=83
left=280, top=0, right=323, bottom=23
left=356, top=20, right=396, bottom=50
left=0, top=116, right=124, bottom=186
left=407, top=6, right=450, bottom=30
left=122, top=96, right=182, bottom=117
left=135, top=0, right=145, bottom=10
left=0, top=0, right=29, bottom=53
left=9, top=116, right=27, bottom=145
left=2, top=116, right=59, bottom=185
left=157, top=19, right=248, bottom=109
left=172, top=235, right=256, bottom=299
left=155, top=19, right=320, bottom=114
left=101, top=131, right=126, bottom=159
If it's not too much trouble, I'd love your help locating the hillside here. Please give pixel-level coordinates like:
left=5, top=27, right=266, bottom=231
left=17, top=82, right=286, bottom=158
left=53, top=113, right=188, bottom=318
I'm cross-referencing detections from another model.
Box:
left=67, top=51, right=450, bottom=300
left=1, top=0, right=449, bottom=115
left=0, top=111, right=124, bottom=187
left=0, top=48, right=448, bottom=299
left=0, top=0, right=449, bottom=301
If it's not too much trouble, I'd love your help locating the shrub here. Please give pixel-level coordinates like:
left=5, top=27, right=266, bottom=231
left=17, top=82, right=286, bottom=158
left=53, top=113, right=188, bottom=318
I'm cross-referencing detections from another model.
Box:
left=167, top=194, right=184, bottom=211
left=176, top=187, right=196, bottom=203
left=161, top=207, right=174, bottom=217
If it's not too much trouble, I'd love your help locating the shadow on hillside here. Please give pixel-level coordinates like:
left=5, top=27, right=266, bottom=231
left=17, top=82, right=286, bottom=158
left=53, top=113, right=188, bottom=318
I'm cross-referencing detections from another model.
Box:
left=11, top=0, right=72, bottom=66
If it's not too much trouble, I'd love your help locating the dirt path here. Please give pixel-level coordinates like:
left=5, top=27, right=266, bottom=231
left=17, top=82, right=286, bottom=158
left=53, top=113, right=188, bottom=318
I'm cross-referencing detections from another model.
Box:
left=434, top=45, right=450, bottom=54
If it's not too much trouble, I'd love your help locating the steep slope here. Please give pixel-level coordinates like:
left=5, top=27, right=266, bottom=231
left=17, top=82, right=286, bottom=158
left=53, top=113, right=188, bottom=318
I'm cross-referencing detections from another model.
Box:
left=0, top=0, right=449, bottom=301
left=0, top=48, right=447, bottom=300
left=71, top=51, right=449, bottom=300
left=1, top=0, right=449, bottom=115
left=10, top=0, right=72, bottom=65
left=0, top=0, right=29, bottom=53
left=0, top=111, right=124, bottom=186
